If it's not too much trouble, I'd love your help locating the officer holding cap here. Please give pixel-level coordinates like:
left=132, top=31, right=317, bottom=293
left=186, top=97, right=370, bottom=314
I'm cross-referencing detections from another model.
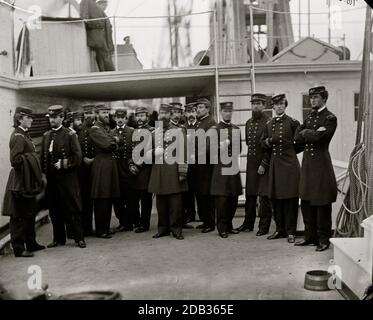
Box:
left=2, top=106, right=45, bottom=257
left=295, top=86, right=337, bottom=252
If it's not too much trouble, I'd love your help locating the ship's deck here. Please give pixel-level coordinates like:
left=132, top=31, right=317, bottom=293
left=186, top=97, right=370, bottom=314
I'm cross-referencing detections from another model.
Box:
left=0, top=208, right=342, bottom=300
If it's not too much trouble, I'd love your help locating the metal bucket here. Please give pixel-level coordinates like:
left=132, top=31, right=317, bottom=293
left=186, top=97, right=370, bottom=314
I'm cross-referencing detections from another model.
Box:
left=57, top=291, right=122, bottom=300
left=304, top=270, right=332, bottom=291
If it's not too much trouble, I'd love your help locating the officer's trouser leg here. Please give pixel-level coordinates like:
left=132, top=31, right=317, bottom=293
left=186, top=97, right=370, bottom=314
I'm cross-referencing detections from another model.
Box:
left=243, top=195, right=257, bottom=230
left=228, top=196, right=239, bottom=230
left=215, top=196, right=229, bottom=234
left=301, top=200, right=317, bottom=243
left=184, top=189, right=196, bottom=222
left=25, top=214, right=38, bottom=250
left=272, top=199, right=285, bottom=235
left=284, top=198, right=299, bottom=236
left=156, top=195, right=170, bottom=235
left=123, top=188, right=139, bottom=228
left=81, top=166, right=94, bottom=235
left=140, top=191, right=153, bottom=230
left=169, top=193, right=183, bottom=236
left=60, top=183, right=84, bottom=242
left=258, top=196, right=272, bottom=233
left=317, top=204, right=332, bottom=246
left=197, top=195, right=215, bottom=228
left=94, top=199, right=113, bottom=236
left=10, top=217, right=27, bottom=256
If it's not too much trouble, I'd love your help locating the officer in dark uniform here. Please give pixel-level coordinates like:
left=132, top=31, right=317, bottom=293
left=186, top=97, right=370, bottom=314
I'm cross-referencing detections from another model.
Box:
left=148, top=104, right=188, bottom=240
left=170, top=102, right=184, bottom=128
left=183, top=102, right=199, bottom=223
left=2, top=107, right=45, bottom=257
left=235, top=94, right=273, bottom=236
left=41, top=105, right=86, bottom=248
left=111, top=108, right=139, bottom=232
left=170, top=102, right=193, bottom=230
left=77, top=104, right=97, bottom=236
left=210, top=102, right=243, bottom=238
left=65, top=111, right=83, bottom=238
left=90, top=104, right=120, bottom=238
left=194, top=98, right=217, bottom=233
left=262, top=94, right=301, bottom=243
left=295, top=86, right=338, bottom=252
left=66, top=111, right=83, bottom=135
left=132, top=106, right=155, bottom=233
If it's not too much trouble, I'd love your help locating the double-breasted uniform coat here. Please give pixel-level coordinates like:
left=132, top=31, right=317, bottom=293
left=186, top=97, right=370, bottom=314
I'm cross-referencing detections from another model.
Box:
left=132, top=123, right=155, bottom=231
left=210, top=121, right=243, bottom=234
left=3, top=127, right=43, bottom=255
left=111, top=125, right=138, bottom=230
left=78, top=121, right=96, bottom=236
left=261, top=114, right=301, bottom=236
left=194, top=115, right=217, bottom=228
left=80, top=0, right=115, bottom=71
left=148, top=122, right=188, bottom=236
left=295, top=107, right=338, bottom=245
left=41, top=126, right=84, bottom=244
left=243, top=113, right=273, bottom=233
left=183, top=119, right=200, bottom=223
left=89, top=120, right=119, bottom=236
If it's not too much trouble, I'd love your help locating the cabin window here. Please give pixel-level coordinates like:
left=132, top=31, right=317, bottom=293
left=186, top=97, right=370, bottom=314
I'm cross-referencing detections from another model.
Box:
left=29, top=114, right=51, bottom=138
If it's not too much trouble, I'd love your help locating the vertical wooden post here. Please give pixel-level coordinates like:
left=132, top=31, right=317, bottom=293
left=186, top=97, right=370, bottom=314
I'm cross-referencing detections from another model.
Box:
left=249, top=5, right=256, bottom=93
left=113, top=16, right=119, bottom=71
left=214, top=9, right=220, bottom=123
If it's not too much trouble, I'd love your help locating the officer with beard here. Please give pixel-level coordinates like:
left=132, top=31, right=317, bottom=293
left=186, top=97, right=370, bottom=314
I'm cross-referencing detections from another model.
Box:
left=41, top=105, right=86, bottom=249
left=183, top=102, right=199, bottom=223
left=148, top=104, right=188, bottom=240
left=132, top=106, right=155, bottom=233
left=89, top=104, right=120, bottom=238
left=66, top=111, right=83, bottom=134
left=194, top=98, right=217, bottom=233
left=111, top=109, right=139, bottom=232
left=78, top=104, right=97, bottom=236
left=294, top=86, right=337, bottom=252
left=235, top=94, right=273, bottom=236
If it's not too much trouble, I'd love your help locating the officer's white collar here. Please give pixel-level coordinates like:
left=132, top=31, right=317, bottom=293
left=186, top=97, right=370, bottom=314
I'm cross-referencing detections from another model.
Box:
left=170, top=120, right=179, bottom=126
left=317, top=105, right=327, bottom=113
left=199, top=114, right=209, bottom=121
left=69, top=127, right=76, bottom=134
left=221, top=120, right=232, bottom=125
left=188, top=120, right=197, bottom=126
left=52, top=125, right=63, bottom=132
left=275, top=113, right=285, bottom=119
left=117, top=125, right=126, bottom=130
left=18, top=126, right=28, bottom=132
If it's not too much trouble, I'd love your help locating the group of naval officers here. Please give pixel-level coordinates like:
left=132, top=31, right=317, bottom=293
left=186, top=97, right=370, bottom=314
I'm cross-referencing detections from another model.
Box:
left=2, top=85, right=338, bottom=258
